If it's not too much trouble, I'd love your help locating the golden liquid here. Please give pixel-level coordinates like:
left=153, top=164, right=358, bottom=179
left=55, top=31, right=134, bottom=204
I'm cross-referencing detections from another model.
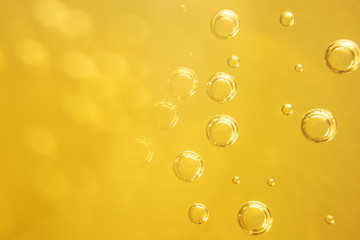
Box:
left=0, top=0, right=359, bottom=239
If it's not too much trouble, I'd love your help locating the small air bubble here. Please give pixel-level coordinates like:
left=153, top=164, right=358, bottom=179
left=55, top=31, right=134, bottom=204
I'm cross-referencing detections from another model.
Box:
left=227, top=55, right=240, bottom=68
left=325, top=215, right=335, bottom=225
left=232, top=176, right=241, bottom=184
left=282, top=104, right=294, bottom=116
left=280, top=11, right=295, bottom=27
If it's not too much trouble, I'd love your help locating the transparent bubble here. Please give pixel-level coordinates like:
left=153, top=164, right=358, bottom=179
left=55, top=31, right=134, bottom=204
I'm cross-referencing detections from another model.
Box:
left=232, top=176, right=241, bottom=184
left=295, top=64, right=303, bottom=72
left=58, top=9, right=93, bottom=37
left=206, top=115, right=238, bottom=147
left=325, top=39, right=360, bottom=73
left=127, top=136, right=153, bottom=166
left=325, top=215, right=335, bottom=225
left=188, top=203, right=209, bottom=224
left=280, top=11, right=295, bottom=27
left=227, top=55, right=240, bottom=68
left=152, top=100, right=179, bottom=130
left=237, top=201, right=273, bottom=235
left=167, top=67, right=198, bottom=100
left=207, top=73, right=237, bottom=103
left=301, top=109, right=337, bottom=143
left=173, top=151, right=203, bottom=182
left=210, top=9, right=240, bottom=39
left=267, top=179, right=275, bottom=186
left=282, top=104, right=294, bottom=116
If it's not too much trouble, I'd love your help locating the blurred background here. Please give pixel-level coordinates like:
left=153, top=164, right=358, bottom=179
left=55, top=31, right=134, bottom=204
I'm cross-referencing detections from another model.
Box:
left=0, top=0, right=359, bottom=239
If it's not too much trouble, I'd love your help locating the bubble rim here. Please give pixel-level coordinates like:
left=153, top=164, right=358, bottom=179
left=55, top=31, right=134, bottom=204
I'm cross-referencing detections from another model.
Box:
left=135, top=136, right=153, bottom=165
left=153, top=100, right=179, bottom=130
left=227, top=55, right=240, bottom=68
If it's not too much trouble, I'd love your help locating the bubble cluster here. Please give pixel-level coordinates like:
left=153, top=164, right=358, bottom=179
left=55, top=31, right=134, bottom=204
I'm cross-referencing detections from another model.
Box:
left=207, top=72, right=237, bottom=103
left=280, top=11, right=295, bottom=27
left=227, top=55, right=240, bottom=68
left=301, top=109, right=337, bottom=143
left=206, top=115, right=238, bottom=147
left=188, top=203, right=209, bottom=224
left=152, top=101, right=179, bottom=130
left=325, top=39, right=360, bottom=73
left=210, top=9, right=240, bottom=39
left=173, top=151, right=204, bottom=182
left=282, top=104, right=294, bottom=116
left=237, top=201, right=272, bottom=235
left=167, top=67, right=198, bottom=100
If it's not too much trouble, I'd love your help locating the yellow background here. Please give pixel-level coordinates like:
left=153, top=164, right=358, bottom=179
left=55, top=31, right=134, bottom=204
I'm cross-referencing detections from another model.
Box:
left=0, top=0, right=359, bottom=239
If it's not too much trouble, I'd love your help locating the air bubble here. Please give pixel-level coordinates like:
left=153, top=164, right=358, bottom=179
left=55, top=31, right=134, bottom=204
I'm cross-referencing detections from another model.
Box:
left=267, top=179, right=275, bottom=187
left=325, top=215, right=335, bottom=225
left=188, top=203, right=209, bottom=224
left=133, top=137, right=153, bottom=166
left=207, top=72, right=237, bottom=103
left=295, top=64, right=303, bottom=72
left=237, top=201, right=272, bottom=235
left=152, top=100, right=179, bottom=130
left=280, top=11, right=295, bottom=27
left=210, top=9, right=240, bottom=39
left=167, top=67, right=197, bottom=99
left=232, top=176, right=241, bottom=184
left=173, top=151, right=203, bottom=182
left=325, top=39, right=360, bottom=73
left=301, top=109, right=337, bottom=143
left=282, top=104, right=294, bottom=116
left=206, top=115, right=238, bottom=147
left=227, top=55, right=240, bottom=68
